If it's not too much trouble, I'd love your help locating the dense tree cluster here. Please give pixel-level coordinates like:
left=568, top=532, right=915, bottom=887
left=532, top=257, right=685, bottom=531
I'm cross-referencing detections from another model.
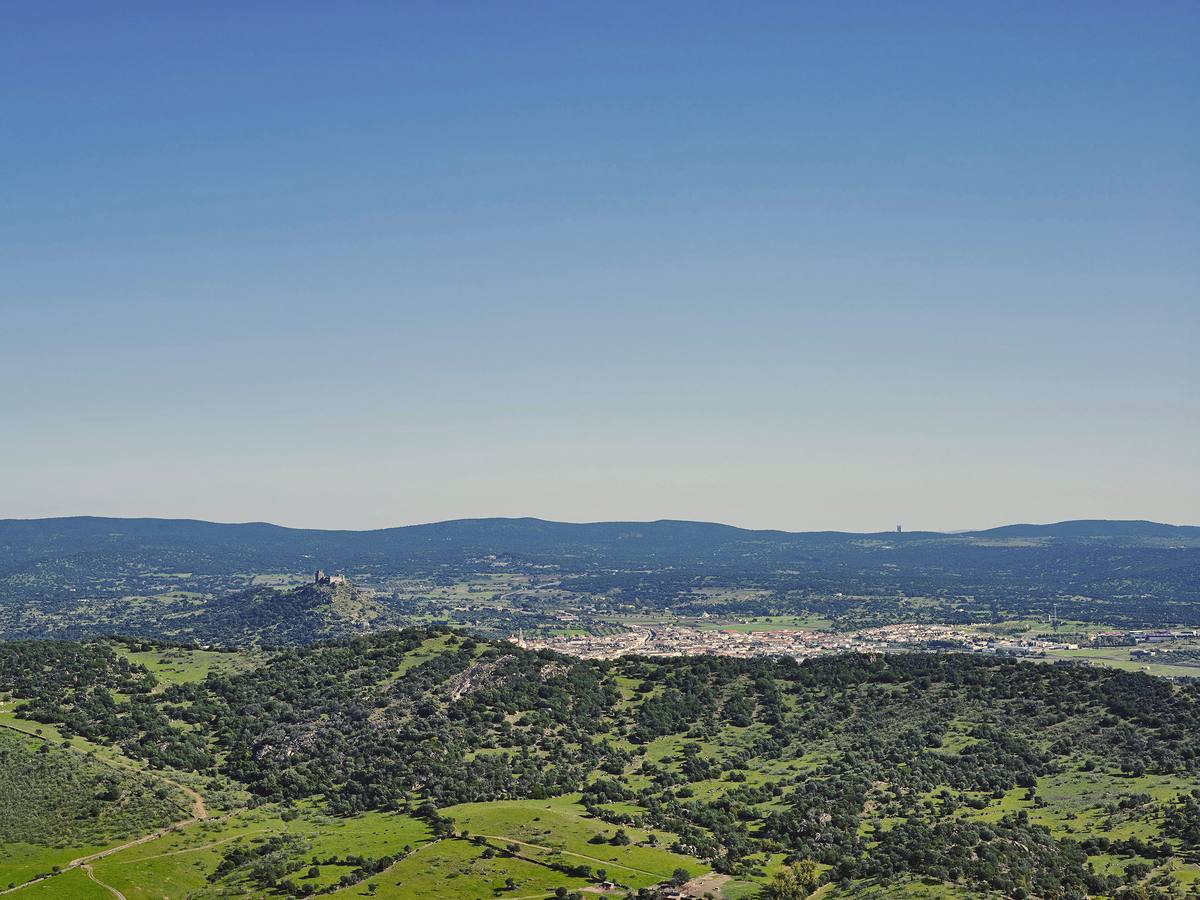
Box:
left=0, top=640, right=152, bottom=697
left=0, top=640, right=211, bottom=769
left=1164, top=791, right=1200, bottom=849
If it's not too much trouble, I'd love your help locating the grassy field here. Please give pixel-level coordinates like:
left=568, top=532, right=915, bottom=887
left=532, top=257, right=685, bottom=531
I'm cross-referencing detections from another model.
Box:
left=88, top=808, right=289, bottom=900
left=80, top=805, right=436, bottom=899
left=5, top=866, right=113, bottom=899
left=2, top=842, right=111, bottom=892
left=113, top=645, right=261, bottom=686
left=444, top=795, right=707, bottom=890
left=349, top=835, right=592, bottom=899
left=388, top=633, right=461, bottom=677
left=1045, top=646, right=1200, bottom=679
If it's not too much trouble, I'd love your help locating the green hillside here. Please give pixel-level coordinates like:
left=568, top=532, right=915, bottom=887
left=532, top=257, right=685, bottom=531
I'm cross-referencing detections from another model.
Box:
left=2, top=631, right=1200, bottom=898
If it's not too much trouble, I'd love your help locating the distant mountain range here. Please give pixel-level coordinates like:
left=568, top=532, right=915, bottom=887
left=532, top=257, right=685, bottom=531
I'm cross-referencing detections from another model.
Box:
left=970, top=519, right=1199, bottom=538
left=1, top=515, right=1197, bottom=578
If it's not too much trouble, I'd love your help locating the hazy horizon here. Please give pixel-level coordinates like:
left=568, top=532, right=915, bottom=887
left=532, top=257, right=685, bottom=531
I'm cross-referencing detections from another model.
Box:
left=3, top=511, right=1198, bottom=537
left=3, top=4, right=1197, bottom=532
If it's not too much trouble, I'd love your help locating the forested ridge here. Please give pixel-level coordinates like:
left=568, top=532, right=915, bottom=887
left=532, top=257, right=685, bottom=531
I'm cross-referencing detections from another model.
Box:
left=3, top=630, right=1200, bottom=897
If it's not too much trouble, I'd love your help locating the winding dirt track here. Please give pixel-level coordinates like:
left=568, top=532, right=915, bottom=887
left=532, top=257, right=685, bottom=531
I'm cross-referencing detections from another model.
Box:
left=0, top=719, right=209, bottom=896
left=81, top=863, right=127, bottom=900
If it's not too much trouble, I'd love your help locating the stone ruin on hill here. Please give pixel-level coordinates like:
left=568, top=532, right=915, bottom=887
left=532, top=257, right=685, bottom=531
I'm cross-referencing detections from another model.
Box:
left=313, top=569, right=348, bottom=586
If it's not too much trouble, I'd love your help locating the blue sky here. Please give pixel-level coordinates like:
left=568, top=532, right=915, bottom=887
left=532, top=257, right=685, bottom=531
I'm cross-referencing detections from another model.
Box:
left=2, top=2, right=1196, bottom=531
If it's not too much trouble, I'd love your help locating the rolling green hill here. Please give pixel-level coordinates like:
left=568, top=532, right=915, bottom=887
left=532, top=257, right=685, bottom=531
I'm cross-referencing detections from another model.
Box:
left=2, top=630, right=1200, bottom=898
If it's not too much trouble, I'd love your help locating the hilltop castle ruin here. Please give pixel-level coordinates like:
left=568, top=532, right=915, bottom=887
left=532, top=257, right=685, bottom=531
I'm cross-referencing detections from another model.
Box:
left=314, top=569, right=348, bottom=586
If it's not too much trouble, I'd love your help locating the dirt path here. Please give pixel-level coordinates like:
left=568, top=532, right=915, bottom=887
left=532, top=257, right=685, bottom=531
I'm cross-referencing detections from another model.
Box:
left=81, top=864, right=127, bottom=900
left=67, top=813, right=208, bottom=869
left=0, top=717, right=211, bottom=894
left=473, top=833, right=666, bottom=879
left=0, top=878, right=49, bottom=895
left=173, top=780, right=208, bottom=820
left=102, top=829, right=258, bottom=865
left=2, top=810, right=228, bottom=896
